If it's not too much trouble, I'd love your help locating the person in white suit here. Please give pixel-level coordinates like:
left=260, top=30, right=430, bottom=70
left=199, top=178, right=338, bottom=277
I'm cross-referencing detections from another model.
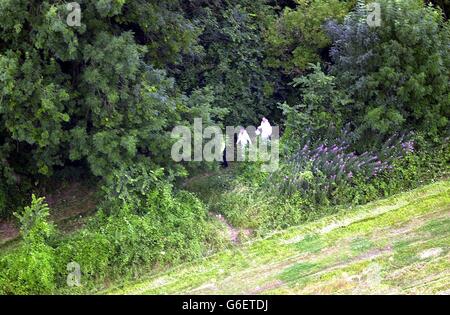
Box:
left=256, top=117, right=272, bottom=141
left=236, top=127, right=252, bottom=149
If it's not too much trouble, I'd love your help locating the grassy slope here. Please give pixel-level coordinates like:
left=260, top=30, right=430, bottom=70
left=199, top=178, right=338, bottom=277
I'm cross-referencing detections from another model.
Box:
left=105, top=180, right=450, bottom=295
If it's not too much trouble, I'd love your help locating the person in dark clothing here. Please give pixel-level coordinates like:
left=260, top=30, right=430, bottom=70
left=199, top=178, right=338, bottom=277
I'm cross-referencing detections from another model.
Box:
left=221, top=146, right=229, bottom=168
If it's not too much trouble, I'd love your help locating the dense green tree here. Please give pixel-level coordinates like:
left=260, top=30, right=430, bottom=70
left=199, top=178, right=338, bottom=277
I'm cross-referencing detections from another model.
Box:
left=428, top=0, right=450, bottom=18
left=264, top=0, right=353, bottom=75
left=0, top=1, right=221, bottom=216
left=176, top=0, right=280, bottom=125
left=326, top=0, right=450, bottom=146
left=280, top=63, right=353, bottom=149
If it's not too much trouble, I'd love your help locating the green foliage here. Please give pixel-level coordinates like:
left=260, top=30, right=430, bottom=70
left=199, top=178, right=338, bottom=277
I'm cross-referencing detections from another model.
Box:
left=101, top=164, right=165, bottom=214
left=327, top=0, right=450, bottom=144
left=0, top=0, right=220, bottom=217
left=55, top=231, right=112, bottom=286
left=215, top=136, right=448, bottom=234
left=0, top=195, right=56, bottom=294
left=119, top=0, right=201, bottom=68
left=176, top=0, right=279, bottom=124
left=428, top=0, right=450, bottom=17
left=233, top=160, right=270, bottom=188
left=93, top=182, right=216, bottom=277
left=265, top=0, right=351, bottom=74
left=0, top=180, right=224, bottom=293
left=0, top=0, right=449, bottom=295
left=14, top=195, right=55, bottom=243
left=337, top=137, right=450, bottom=204
left=0, top=243, right=56, bottom=295
left=216, top=184, right=269, bottom=229
left=279, top=63, right=352, bottom=148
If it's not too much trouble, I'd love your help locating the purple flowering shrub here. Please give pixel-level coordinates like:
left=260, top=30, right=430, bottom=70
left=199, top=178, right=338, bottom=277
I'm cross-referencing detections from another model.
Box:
left=270, top=134, right=414, bottom=197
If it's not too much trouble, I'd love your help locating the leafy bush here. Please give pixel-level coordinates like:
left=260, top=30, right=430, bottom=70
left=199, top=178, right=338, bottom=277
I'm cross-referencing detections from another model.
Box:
left=326, top=0, right=450, bottom=144
left=90, top=172, right=222, bottom=279
left=54, top=231, right=112, bottom=288
left=271, top=134, right=413, bottom=197
left=337, top=137, right=450, bottom=204
left=216, top=135, right=447, bottom=234
left=0, top=243, right=56, bottom=295
left=101, top=164, right=165, bottom=215
left=14, top=195, right=55, bottom=243
left=265, top=0, right=351, bottom=73
left=279, top=63, right=352, bottom=149
left=0, top=181, right=225, bottom=293
left=0, top=195, right=56, bottom=294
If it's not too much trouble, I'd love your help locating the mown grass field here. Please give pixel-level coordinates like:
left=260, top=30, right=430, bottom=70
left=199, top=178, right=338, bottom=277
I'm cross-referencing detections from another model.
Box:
left=104, top=180, right=450, bottom=295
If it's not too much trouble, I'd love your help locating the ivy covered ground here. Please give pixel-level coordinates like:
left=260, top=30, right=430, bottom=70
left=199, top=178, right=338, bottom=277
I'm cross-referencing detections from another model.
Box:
left=106, top=180, right=450, bottom=295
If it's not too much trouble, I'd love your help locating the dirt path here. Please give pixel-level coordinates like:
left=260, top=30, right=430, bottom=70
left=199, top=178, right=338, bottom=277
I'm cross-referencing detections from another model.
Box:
left=211, top=212, right=252, bottom=244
